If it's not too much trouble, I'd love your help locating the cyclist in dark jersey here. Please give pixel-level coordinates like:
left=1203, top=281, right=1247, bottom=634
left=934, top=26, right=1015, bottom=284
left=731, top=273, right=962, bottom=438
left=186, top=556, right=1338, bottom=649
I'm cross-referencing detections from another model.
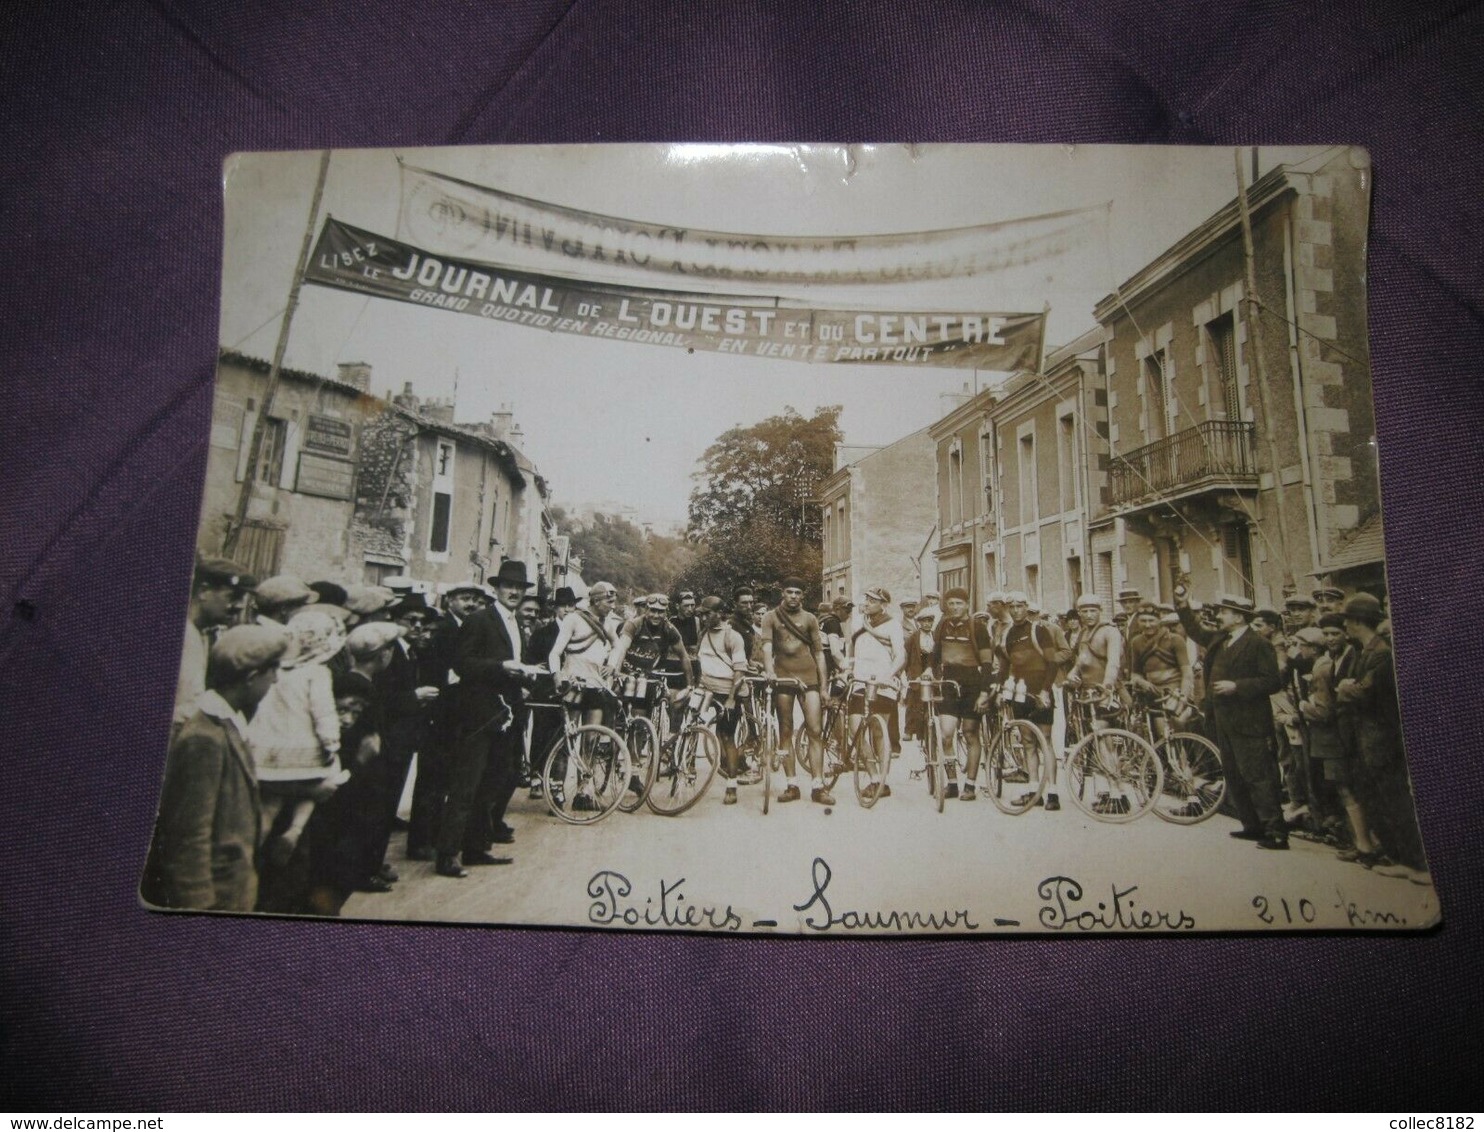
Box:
left=923, top=587, right=995, bottom=800
left=608, top=594, right=692, bottom=694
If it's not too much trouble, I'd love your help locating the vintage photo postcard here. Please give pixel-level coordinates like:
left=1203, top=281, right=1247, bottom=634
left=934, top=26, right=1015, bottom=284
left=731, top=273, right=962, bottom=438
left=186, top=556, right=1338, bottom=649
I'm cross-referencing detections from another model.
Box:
left=140, top=143, right=1437, bottom=933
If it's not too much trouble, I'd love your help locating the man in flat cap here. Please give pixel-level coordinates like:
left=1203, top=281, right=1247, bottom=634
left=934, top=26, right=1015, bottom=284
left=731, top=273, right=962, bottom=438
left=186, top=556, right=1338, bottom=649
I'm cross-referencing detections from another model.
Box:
left=254, top=575, right=317, bottom=626
left=176, top=557, right=256, bottom=723
left=143, top=624, right=289, bottom=911
left=1177, top=592, right=1287, bottom=849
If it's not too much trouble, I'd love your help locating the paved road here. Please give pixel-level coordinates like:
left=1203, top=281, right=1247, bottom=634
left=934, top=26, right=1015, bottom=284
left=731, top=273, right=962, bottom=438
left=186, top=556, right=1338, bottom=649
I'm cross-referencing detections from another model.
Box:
left=345, top=738, right=1437, bottom=935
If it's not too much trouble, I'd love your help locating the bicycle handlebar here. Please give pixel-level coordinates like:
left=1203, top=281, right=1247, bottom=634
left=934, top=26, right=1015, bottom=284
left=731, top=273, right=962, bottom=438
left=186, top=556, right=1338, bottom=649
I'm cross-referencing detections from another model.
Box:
left=909, top=676, right=962, bottom=696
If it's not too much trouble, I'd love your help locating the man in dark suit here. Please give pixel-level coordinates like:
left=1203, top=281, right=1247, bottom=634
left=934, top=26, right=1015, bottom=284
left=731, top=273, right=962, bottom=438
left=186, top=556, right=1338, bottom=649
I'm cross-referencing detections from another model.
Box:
left=1177, top=592, right=1287, bottom=848
left=406, top=583, right=484, bottom=861
left=436, top=560, right=534, bottom=878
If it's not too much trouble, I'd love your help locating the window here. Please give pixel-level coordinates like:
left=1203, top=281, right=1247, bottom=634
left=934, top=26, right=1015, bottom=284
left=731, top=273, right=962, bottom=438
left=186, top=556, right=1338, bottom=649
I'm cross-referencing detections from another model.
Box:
left=823, top=506, right=833, bottom=564
left=430, top=491, right=452, bottom=554
left=1221, top=524, right=1255, bottom=599
left=1144, top=349, right=1170, bottom=440
left=837, top=500, right=848, bottom=559
left=1024, top=564, right=1039, bottom=604
left=1066, top=555, right=1083, bottom=604
left=980, top=427, right=996, bottom=520
left=1057, top=411, right=1078, bottom=513
left=437, top=442, right=453, bottom=476
left=1018, top=429, right=1037, bottom=528
left=1207, top=312, right=1241, bottom=421
left=948, top=440, right=964, bottom=526
left=255, top=417, right=287, bottom=485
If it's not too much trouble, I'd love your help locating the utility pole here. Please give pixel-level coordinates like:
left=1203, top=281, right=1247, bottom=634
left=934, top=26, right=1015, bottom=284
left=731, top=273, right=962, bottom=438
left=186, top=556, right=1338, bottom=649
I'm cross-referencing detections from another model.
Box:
left=1234, top=147, right=1295, bottom=592
left=223, top=149, right=332, bottom=560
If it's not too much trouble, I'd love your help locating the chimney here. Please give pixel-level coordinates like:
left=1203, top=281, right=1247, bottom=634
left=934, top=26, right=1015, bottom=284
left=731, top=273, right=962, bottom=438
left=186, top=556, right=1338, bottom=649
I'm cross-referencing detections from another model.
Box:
left=489, top=405, right=514, bottom=441
left=423, top=398, right=455, bottom=425
left=391, top=381, right=418, bottom=410
left=337, top=361, right=371, bottom=392
left=508, top=423, right=525, bottom=449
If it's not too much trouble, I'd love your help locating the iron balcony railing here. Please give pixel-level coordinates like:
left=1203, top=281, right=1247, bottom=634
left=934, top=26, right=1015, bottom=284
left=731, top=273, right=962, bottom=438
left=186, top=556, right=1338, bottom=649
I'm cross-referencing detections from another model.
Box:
left=1108, top=420, right=1258, bottom=507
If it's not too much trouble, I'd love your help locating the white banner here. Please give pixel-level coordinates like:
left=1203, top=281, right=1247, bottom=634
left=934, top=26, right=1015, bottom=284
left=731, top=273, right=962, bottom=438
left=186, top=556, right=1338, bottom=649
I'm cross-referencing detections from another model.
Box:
left=398, top=161, right=1104, bottom=289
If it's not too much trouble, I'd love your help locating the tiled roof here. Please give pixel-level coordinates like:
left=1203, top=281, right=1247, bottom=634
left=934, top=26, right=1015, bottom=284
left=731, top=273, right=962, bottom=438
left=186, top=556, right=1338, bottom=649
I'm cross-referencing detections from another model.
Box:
left=1325, top=511, right=1384, bottom=571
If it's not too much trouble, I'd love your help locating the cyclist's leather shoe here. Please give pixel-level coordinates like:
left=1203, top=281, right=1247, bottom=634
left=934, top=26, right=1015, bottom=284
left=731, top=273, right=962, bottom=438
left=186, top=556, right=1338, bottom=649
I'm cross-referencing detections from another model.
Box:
left=627, top=776, right=645, bottom=795
left=944, top=782, right=959, bottom=800
left=1014, top=791, right=1038, bottom=808
left=811, top=786, right=836, bottom=806
left=435, top=855, right=468, bottom=879
left=777, top=785, right=801, bottom=804
left=723, top=787, right=738, bottom=805
left=1255, top=836, right=1290, bottom=851
left=572, top=794, right=598, bottom=812
left=1004, top=768, right=1030, bottom=784
left=1229, top=829, right=1264, bottom=841
left=1044, top=794, right=1060, bottom=811
left=877, top=783, right=891, bottom=798
left=960, top=785, right=976, bottom=801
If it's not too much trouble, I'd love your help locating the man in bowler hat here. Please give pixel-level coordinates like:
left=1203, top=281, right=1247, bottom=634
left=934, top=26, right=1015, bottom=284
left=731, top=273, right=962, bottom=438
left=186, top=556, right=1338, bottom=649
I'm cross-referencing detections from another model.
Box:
left=436, top=560, right=534, bottom=878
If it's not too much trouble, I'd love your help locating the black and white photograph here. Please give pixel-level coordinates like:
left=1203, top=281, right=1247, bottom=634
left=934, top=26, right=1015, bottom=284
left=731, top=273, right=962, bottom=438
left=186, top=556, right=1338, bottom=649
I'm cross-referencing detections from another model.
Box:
left=140, top=142, right=1437, bottom=933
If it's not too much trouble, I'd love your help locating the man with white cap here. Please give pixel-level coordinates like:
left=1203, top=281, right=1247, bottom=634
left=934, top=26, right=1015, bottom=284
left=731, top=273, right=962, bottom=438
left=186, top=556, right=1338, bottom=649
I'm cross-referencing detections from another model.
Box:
left=176, top=557, right=256, bottom=723
left=1177, top=591, right=1287, bottom=849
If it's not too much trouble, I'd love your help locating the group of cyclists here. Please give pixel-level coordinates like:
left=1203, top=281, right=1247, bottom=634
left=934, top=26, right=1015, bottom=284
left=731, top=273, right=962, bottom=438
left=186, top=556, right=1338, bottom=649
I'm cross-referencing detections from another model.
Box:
left=152, top=551, right=1423, bottom=916
left=527, top=576, right=1218, bottom=822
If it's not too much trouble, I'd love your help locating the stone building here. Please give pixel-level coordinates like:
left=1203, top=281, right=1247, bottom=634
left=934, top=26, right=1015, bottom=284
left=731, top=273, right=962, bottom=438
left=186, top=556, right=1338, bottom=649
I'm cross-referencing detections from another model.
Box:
left=818, top=429, right=938, bottom=608
left=200, top=352, right=557, bottom=592
left=1092, top=146, right=1378, bottom=609
left=926, top=330, right=1109, bottom=611
left=975, top=328, right=1109, bottom=615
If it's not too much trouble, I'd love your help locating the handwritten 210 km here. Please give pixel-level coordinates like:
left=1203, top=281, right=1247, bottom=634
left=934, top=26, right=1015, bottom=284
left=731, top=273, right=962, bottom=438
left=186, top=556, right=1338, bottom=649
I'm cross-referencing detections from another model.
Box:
left=584, top=860, right=1199, bottom=933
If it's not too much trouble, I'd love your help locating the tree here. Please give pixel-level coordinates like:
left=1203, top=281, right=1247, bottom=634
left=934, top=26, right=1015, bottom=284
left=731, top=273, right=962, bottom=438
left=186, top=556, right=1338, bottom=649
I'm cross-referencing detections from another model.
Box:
left=553, top=507, right=698, bottom=599
left=678, top=406, right=842, bottom=601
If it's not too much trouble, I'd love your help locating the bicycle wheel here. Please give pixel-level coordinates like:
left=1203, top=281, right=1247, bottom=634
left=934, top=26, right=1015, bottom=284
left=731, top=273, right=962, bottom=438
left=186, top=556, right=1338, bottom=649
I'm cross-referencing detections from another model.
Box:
left=1153, top=731, right=1226, bottom=824
left=542, top=724, right=632, bottom=825
left=733, top=708, right=763, bottom=787
left=1066, top=728, right=1163, bottom=824
left=647, top=726, right=719, bottom=816
left=818, top=710, right=844, bottom=791
left=761, top=713, right=778, bottom=815
left=928, top=726, right=946, bottom=813
left=852, top=715, right=891, bottom=807
left=984, top=719, right=1049, bottom=815
left=617, top=715, right=659, bottom=813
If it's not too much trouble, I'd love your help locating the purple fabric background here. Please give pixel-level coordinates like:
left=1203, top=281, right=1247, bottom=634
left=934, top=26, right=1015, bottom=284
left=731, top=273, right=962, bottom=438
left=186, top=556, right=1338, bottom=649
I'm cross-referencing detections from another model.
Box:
left=3, top=0, right=1480, bottom=1111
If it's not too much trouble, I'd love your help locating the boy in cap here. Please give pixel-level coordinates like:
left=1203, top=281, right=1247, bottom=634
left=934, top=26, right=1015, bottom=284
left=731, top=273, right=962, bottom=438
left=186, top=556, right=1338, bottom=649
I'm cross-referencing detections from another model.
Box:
left=254, top=575, right=317, bottom=625
left=142, top=624, right=289, bottom=911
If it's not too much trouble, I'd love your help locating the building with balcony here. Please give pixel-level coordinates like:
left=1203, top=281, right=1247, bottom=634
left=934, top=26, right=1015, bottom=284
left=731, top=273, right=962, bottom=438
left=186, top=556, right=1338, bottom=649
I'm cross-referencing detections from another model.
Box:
left=818, top=429, right=937, bottom=609
left=1092, top=146, right=1379, bottom=609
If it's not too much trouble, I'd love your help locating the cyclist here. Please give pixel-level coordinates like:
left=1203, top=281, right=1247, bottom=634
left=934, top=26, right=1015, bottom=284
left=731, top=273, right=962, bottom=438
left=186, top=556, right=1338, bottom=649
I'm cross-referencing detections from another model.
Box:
left=922, top=587, right=995, bottom=800
left=999, top=591, right=1062, bottom=809
left=1125, top=601, right=1194, bottom=734
left=761, top=578, right=831, bottom=806
left=848, top=586, right=905, bottom=801
left=694, top=596, right=749, bottom=805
